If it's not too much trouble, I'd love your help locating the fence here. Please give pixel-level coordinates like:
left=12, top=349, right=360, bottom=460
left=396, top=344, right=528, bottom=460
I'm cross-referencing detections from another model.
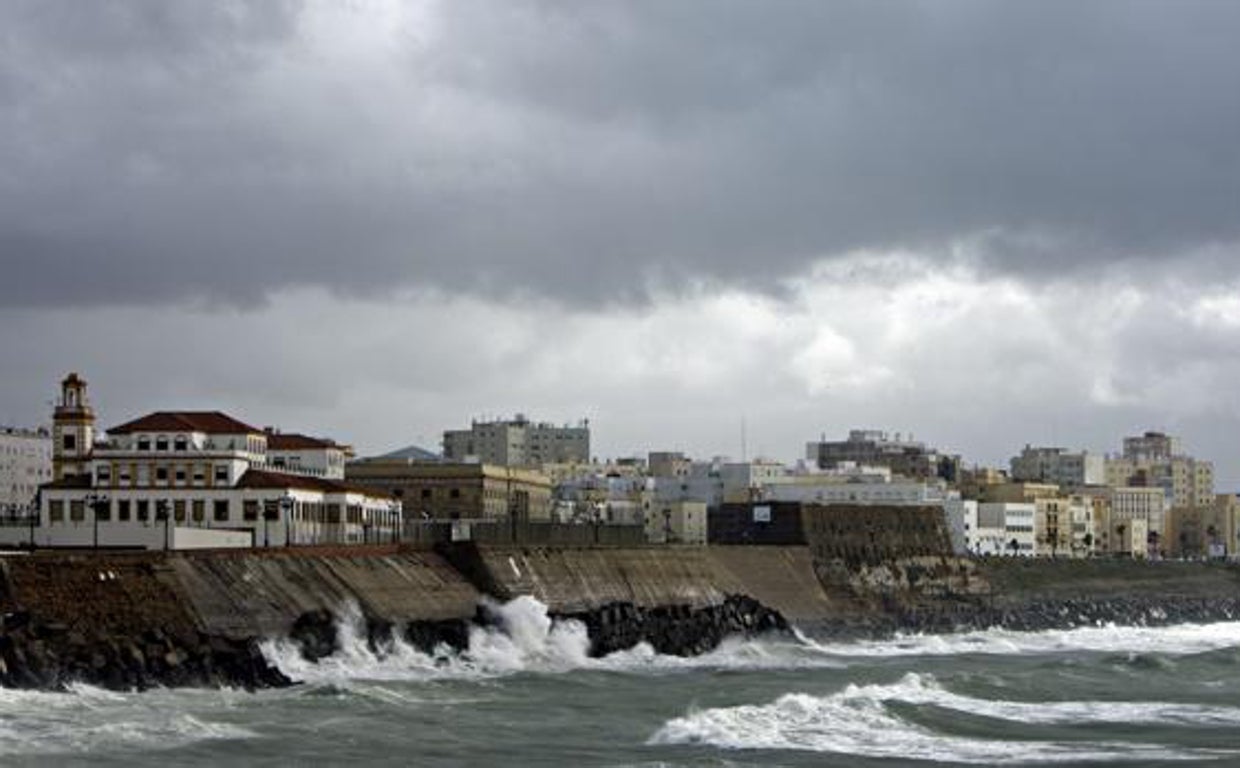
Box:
left=401, top=519, right=646, bottom=548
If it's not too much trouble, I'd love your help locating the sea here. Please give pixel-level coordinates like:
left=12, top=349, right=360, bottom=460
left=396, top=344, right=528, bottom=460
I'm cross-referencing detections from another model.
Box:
left=4, top=597, right=1240, bottom=767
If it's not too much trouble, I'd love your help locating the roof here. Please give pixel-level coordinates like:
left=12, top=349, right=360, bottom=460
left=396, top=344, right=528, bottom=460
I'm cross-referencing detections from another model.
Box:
left=370, top=444, right=443, bottom=462
left=40, top=475, right=93, bottom=490
left=266, top=432, right=338, bottom=451
left=107, top=411, right=261, bottom=436
left=235, top=469, right=395, bottom=499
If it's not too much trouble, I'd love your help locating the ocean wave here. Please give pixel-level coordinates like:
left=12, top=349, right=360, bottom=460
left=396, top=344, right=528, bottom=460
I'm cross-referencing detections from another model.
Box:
left=261, top=597, right=847, bottom=685
left=801, top=621, right=1240, bottom=659
left=649, top=674, right=1239, bottom=763
left=0, top=686, right=254, bottom=757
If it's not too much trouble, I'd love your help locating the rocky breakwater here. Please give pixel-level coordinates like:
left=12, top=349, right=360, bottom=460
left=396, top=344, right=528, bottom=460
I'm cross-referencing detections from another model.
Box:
left=0, top=554, right=290, bottom=691
left=557, top=594, right=787, bottom=657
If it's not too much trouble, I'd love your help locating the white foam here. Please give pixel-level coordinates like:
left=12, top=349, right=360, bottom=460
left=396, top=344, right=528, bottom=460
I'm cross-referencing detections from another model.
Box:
left=261, top=597, right=850, bottom=684
left=0, top=686, right=254, bottom=756
left=803, top=621, right=1240, bottom=659
left=650, top=674, right=1237, bottom=763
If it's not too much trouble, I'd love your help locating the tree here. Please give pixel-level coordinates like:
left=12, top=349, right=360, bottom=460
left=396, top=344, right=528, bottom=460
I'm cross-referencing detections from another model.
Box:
left=1082, top=532, right=1094, bottom=557
left=1116, top=524, right=1127, bottom=556
left=1008, top=538, right=1021, bottom=557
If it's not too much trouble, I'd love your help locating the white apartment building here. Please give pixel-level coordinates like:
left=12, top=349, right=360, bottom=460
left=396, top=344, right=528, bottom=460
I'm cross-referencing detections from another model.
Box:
left=443, top=415, right=590, bottom=467
left=972, top=502, right=1036, bottom=556
left=4, top=374, right=398, bottom=551
left=0, top=427, right=52, bottom=516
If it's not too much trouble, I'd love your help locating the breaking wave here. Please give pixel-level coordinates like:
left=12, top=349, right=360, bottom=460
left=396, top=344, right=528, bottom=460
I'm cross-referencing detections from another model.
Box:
left=801, top=621, right=1240, bottom=659
left=262, top=598, right=1240, bottom=685
left=649, top=673, right=1240, bottom=763
left=0, top=685, right=254, bottom=757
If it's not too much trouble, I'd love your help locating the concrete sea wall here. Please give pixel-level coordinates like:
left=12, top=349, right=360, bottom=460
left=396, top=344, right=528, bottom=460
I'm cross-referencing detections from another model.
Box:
left=4, top=536, right=1240, bottom=691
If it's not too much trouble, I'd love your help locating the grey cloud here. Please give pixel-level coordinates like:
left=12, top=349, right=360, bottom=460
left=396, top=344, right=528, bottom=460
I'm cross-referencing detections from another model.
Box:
left=3, top=0, right=1240, bottom=309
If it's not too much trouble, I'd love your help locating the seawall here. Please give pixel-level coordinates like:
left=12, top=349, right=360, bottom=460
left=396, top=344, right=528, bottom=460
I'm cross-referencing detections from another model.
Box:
left=4, top=539, right=1240, bottom=691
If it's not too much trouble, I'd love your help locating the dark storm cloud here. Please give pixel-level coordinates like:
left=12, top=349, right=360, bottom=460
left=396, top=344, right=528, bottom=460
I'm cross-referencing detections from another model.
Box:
left=2, top=0, right=1239, bottom=308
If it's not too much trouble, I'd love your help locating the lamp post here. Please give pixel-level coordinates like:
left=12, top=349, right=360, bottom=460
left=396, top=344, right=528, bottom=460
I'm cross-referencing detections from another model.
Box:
left=280, top=492, right=294, bottom=547
left=156, top=500, right=170, bottom=551
left=86, top=492, right=109, bottom=551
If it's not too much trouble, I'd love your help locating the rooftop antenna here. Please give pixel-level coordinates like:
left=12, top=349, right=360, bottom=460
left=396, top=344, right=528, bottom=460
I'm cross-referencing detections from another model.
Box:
left=741, top=415, right=748, bottom=463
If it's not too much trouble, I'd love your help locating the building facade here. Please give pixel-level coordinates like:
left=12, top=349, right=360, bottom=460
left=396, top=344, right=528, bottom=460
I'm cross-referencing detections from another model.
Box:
left=806, top=429, right=960, bottom=482
left=11, top=375, right=397, bottom=551
left=1009, top=446, right=1105, bottom=490
left=345, top=460, right=552, bottom=522
left=0, top=427, right=52, bottom=518
left=442, top=415, right=590, bottom=467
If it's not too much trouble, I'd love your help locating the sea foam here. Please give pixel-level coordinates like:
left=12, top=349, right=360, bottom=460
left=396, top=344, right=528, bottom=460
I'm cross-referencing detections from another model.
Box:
left=649, top=673, right=1240, bottom=763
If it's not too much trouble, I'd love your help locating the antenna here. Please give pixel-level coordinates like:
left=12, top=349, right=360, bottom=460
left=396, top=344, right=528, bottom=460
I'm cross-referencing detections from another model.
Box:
left=741, top=415, right=748, bottom=463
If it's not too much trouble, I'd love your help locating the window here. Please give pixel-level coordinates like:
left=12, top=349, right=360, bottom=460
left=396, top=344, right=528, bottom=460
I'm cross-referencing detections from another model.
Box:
left=327, top=504, right=342, bottom=524
left=156, top=467, right=169, bottom=482
left=214, top=500, right=229, bottom=522
left=193, top=467, right=205, bottom=484
left=174, top=500, right=186, bottom=522
left=96, top=500, right=111, bottom=522
left=421, top=488, right=432, bottom=499
left=118, top=500, right=131, bottom=522
left=175, top=469, right=186, bottom=483
left=450, top=488, right=461, bottom=499
left=119, top=469, right=132, bottom=486
left=97, top=466, right=111, bottom=484
left=63, top=434, right=76, bottom=451
left=69, top=500, right=85, bottom=522
left=138, top=438, right=151, bottom=451
left=49, top=500, right=64, bottom=522
left=214, top=466, right=229, bottom=484
left=192, top=500, right=205, bottom=522
left=156, top=437, right=169, bottom=451
left=137, top=500, right=150, bottom=522
left=174, top=437, right=188, bottom=452
left=243, top=500, right=259, bottom=521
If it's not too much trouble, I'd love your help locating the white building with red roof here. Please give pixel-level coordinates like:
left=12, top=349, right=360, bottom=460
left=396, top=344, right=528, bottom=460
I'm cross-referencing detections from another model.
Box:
left=3, top=374, right=399, bottom=551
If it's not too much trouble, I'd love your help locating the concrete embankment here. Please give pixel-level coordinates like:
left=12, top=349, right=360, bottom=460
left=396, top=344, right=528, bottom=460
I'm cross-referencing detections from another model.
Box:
left=6, top=541, right=1240, bottom=692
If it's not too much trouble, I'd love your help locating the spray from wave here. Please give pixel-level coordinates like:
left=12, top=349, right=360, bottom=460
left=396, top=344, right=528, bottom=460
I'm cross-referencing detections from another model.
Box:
left=260, top=596, right=847, bottom=684
left=649, top=672, right=1240, bottom=763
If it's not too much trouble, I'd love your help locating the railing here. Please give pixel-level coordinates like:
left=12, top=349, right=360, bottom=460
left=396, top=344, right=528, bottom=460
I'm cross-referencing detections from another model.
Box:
left=401, top=519, right=647, bottom=547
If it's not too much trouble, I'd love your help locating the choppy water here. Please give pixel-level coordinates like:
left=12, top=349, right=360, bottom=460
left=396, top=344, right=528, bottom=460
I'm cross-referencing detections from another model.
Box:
left=4, top=597, right=1240, bottom=766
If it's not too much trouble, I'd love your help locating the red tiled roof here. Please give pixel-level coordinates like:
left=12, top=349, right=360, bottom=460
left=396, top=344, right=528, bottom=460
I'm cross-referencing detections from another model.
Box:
left=236, top=469, right=394, bottom=500
left=266, top=433, right=337, bottom=451
left=107, top=411, right=261, bottom=436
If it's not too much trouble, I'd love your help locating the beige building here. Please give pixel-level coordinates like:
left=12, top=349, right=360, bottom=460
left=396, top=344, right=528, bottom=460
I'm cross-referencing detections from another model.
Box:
left=1034, top=496, right=1092, bottom=558
left=1106, top=431, right=1214, bottom=509
left=442, top=415, right=590, bottom=467
left=644, top=500, right=707, bottom=545
left=981, top=482, right=1061, bottom=504
left=346, top=460, right=552, bottom=522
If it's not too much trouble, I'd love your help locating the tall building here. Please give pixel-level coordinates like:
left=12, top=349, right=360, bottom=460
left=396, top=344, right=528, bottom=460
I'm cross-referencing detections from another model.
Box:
left=1009, top=446, right=1104, bottom=490
left=442, top=415, right=590, bottom=467
left=0, top=426, right=52, bottom=515
left=52, top=373, right=95, bottom=481
left=1106, top=430, right=1213, bottom=509
left=805, top=429, right=960, bottom=482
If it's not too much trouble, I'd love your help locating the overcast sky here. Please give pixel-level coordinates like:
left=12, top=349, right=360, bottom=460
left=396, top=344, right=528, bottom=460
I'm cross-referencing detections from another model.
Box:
left=3, top=1, right=1240, bottom=484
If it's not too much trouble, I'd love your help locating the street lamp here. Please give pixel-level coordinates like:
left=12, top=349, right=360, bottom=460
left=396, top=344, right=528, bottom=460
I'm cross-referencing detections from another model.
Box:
left=86, top=492, right=108, bottom=551
left=156, top=500, right=170, bottom=551
left=279, top=492, right=294, bottom=547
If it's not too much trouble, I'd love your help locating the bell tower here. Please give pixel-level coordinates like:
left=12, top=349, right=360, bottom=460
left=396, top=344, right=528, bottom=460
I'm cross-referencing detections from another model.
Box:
left=52, top=372, right=95, bottom=481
